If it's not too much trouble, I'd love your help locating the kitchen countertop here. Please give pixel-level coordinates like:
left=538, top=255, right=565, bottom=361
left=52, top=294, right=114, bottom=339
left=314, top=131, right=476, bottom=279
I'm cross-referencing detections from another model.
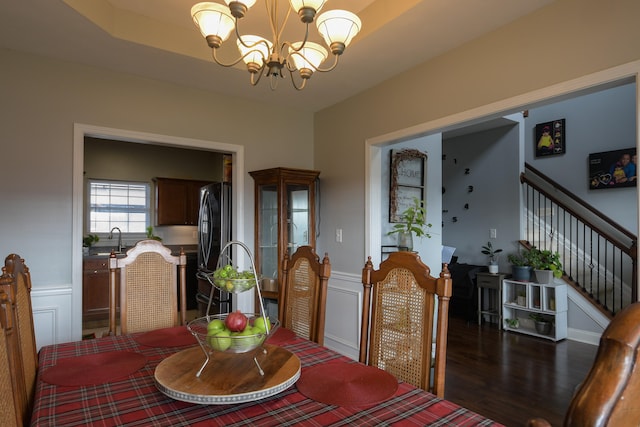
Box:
left=84, top=244, right=198, bottom=258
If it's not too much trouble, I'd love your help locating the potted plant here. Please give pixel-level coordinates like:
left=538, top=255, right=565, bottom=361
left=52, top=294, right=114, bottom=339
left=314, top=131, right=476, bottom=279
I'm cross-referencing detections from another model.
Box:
left=527, top=247, right=562, bottom=284
left=82, top=234, right=99, bottom=254
left=387, top=197, right=432, bottom=251
left=481, top=241, right=502, bottom=274
left=504, top=318, right=519, bottom=329
left=507, top=252, right=533, bottom=282
left=146, top=226, right=162, bottom=241
left=529, top=313, right=552, bottom=335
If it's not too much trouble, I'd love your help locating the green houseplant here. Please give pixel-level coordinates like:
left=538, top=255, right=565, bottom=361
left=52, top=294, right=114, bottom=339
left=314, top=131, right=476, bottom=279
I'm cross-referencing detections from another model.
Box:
left=481, top=241, right=502, bottom=273
left=527, top=247, right=562, bottom=283
left=387, top=197, right=432, bottom=251
left=507, top=251, right=533, bottom=282
left=82, top=234, right=99, bottom=248
left=529, top=313, right=552, bottom=335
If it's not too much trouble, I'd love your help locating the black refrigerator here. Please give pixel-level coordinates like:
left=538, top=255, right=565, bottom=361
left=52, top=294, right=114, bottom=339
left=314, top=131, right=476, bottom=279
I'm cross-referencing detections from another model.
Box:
left=196, top=182, right=232, bottom=316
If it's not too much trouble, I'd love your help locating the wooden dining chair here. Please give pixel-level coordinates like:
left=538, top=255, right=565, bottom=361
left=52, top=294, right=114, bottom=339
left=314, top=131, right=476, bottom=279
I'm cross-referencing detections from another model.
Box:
left=527, top=301, right=640, bottom=427
left=279, top=246, right=331, bottom=345
left=109, top=240, right=187, bottom=335
left=2, top=254, right=37, bottom=415
left=0, top=278, right=28, bottom=426
left=360, top=251, right=452, bottom=397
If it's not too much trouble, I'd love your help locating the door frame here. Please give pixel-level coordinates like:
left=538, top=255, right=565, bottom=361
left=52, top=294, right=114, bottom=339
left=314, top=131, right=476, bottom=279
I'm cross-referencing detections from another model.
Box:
left=365, top=61, right=640, bottom=286
left=71, top=124, right=247, bottom=340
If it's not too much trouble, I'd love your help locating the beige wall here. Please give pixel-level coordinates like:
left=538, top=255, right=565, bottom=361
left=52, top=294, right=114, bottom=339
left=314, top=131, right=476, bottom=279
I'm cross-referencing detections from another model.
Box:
left=1, top=48, right=314, bottom=288
left=314, top=0, right=640, bottom=271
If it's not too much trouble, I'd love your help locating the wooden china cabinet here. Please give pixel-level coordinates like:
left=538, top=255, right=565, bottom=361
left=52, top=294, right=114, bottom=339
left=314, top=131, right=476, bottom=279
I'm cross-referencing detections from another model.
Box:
left=249, top=167, right=320, bottom=316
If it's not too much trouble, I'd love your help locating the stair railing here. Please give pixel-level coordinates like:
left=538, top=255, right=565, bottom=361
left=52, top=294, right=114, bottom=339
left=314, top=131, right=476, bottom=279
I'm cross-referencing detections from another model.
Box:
left=521, top=163, right=637, bottom=316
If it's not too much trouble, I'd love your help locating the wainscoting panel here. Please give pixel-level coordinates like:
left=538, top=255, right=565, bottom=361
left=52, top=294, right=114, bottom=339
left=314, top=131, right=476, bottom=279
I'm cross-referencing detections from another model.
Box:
left=31, top=286, right=73, bottom=350
left=323, top=271, right=362, bottom=360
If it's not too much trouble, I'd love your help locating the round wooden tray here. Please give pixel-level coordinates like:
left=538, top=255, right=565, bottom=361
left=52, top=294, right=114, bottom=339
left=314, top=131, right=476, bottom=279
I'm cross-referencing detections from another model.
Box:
left=154, top=344, right=300, bottom=404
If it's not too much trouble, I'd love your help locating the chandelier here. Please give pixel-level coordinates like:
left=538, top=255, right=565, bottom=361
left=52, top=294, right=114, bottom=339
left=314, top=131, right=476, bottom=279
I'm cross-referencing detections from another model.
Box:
left=191, top=1, right=361, bottom=90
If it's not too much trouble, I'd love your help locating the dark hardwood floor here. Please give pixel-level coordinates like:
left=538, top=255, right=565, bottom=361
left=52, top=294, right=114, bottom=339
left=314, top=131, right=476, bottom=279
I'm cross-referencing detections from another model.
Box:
left=445, top=316, right=598, bottom=427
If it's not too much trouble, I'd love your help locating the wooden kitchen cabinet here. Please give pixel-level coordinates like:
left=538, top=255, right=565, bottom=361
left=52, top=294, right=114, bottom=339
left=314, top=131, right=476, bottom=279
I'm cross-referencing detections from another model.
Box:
left=155, top=177, right=211, bottom=225
left=83, top=257, right=117, bottom=323
left=249, top=167, right=320, bottom=317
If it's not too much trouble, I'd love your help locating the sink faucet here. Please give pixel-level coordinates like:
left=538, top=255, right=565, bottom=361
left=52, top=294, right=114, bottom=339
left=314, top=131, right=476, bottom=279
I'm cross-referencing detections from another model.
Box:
left=108, top=227, right=123, bottom=253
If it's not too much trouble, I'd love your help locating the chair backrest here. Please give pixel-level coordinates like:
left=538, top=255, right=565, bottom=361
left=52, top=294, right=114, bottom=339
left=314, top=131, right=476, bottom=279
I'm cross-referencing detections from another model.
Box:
left=0, top=278, right=28, bottom=426
left=279, top=246, right=331, bottom=345
left=109, top=240, right=187, bottom=335
left=360, top=251, right=452, bottom=397
left=2, top=254, right=37, bottom=413
left=530, top=301, right=640, bottom=427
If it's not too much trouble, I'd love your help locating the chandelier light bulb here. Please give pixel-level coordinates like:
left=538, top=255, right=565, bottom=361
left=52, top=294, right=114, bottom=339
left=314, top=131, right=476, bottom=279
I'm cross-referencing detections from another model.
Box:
left=191, top=2, right=236, bottom=48
left=316, top=9, right=362, bottom=55
left=289, top=0, right=327, bottom=22
left=224, top=0, right=257, bottom=18
left=289, top=41, right=328, bottom=76
left=237, top=36, right=273, bottom=73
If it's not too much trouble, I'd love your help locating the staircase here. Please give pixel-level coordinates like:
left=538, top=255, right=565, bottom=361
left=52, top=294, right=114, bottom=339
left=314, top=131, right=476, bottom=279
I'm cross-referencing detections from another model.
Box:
left=520, top=163, right=637, bottom=317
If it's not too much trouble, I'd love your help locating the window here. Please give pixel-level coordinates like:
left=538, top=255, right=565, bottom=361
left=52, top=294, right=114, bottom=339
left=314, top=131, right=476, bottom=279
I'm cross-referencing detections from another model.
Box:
left=88, top=180, right=150, bottom=233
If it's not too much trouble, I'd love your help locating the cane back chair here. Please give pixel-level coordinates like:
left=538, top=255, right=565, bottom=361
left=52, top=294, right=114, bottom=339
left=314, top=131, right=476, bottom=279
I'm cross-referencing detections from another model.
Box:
left=2, top=254, right=37, bottom=415
left=279, top=246, right=331, bottom=345
left=109, top=240, right=187, bottom=335
left=360, top=251, right=452, bottom=397
left=0, top=277, right=28, bottom=426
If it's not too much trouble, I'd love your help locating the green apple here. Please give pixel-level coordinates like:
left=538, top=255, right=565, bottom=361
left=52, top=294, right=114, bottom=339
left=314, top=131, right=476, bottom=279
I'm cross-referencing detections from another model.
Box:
left=207, top=318, right=225, bottom=334
left=253, top=317, right=270, bottom=334
left=232, top=327, right=258, bottom=351
left=208, top=330, right=231, bottom=351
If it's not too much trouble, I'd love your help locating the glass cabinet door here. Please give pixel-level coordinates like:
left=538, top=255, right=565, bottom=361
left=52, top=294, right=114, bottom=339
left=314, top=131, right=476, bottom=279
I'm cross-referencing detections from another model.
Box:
left=250, top=167, right=320, bottom=316
left=258, top=184, right=278, bottom=281
left=287, top=185, right=310, bottom=257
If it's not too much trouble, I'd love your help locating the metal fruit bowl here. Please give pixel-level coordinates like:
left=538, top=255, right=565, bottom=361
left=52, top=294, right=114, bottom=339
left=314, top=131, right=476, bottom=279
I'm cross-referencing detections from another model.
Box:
left=213, top=277, right=256, bottom=293
left=187, top=314, right=278, bottom=355
left=196, top=270, right=257, bottom=294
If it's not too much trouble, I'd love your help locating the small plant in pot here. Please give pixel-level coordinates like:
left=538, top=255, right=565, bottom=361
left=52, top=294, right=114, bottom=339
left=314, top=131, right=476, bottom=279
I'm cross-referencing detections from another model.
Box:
left=504, top=318, right=519, bottom=329
left=82, top=234, right=99, bottom=254
left=481, top=241, right=502, bottom=274
left=527, top=247, right=562, bottom=284
left=507, top=252, right=533, bottom=282
left=529, top=313, right=553, bottom=335
left=387, top=197, right=432, bottom=251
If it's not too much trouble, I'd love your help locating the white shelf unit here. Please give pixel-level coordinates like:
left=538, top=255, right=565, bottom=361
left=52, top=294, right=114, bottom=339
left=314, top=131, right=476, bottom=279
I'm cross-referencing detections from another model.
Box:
left=502, top=279, right=567, bottom=341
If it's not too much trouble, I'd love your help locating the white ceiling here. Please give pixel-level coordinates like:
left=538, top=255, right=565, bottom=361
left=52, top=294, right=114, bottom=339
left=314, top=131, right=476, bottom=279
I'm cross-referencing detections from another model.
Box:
left=0, top=0, right=554, bottom=112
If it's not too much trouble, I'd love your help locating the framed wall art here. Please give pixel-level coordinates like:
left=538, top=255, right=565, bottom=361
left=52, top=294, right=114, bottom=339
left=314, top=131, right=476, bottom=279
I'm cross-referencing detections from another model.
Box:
left=589, top=147, right=637, bottom=190
left=535, top=119, right=566, bottom=158
left=389, top=149, right=427, bottom=222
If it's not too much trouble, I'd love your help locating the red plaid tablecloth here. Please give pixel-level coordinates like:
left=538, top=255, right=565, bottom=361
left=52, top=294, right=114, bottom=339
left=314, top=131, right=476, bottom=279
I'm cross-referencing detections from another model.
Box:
left=31, top=329, right=502, bottom=426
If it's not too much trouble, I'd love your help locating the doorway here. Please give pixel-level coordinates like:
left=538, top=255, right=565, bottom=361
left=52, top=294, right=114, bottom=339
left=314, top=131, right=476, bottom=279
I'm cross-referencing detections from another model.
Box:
left=365, top=63, right=640, bottom=297
left=71, top=124, right=248, bottom=341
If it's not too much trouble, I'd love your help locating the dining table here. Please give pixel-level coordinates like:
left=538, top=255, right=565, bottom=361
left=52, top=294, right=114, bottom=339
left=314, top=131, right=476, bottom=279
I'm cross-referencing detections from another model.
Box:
left=31, top=325, right=503, bottom=426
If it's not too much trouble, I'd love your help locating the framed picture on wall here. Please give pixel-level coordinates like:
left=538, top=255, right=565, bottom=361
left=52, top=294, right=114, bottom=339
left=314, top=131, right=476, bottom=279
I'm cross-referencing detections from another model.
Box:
left=535, top=119, right=566, bottom=158
left=389, top=149, right=427, bottom=222
left=589, top=147, right=637, bottom=190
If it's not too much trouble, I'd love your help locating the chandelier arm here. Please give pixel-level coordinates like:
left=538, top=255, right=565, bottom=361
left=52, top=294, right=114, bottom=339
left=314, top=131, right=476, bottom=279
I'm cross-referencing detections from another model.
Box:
left=312, top=53, right=340, bottom=73
left=212, top=47, right=265, bottom=68
left=286, top=67, right=307, bottom=91
left=250, top=64, right=268, bottom=86
left=276, top=6, right=294, bottom=45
